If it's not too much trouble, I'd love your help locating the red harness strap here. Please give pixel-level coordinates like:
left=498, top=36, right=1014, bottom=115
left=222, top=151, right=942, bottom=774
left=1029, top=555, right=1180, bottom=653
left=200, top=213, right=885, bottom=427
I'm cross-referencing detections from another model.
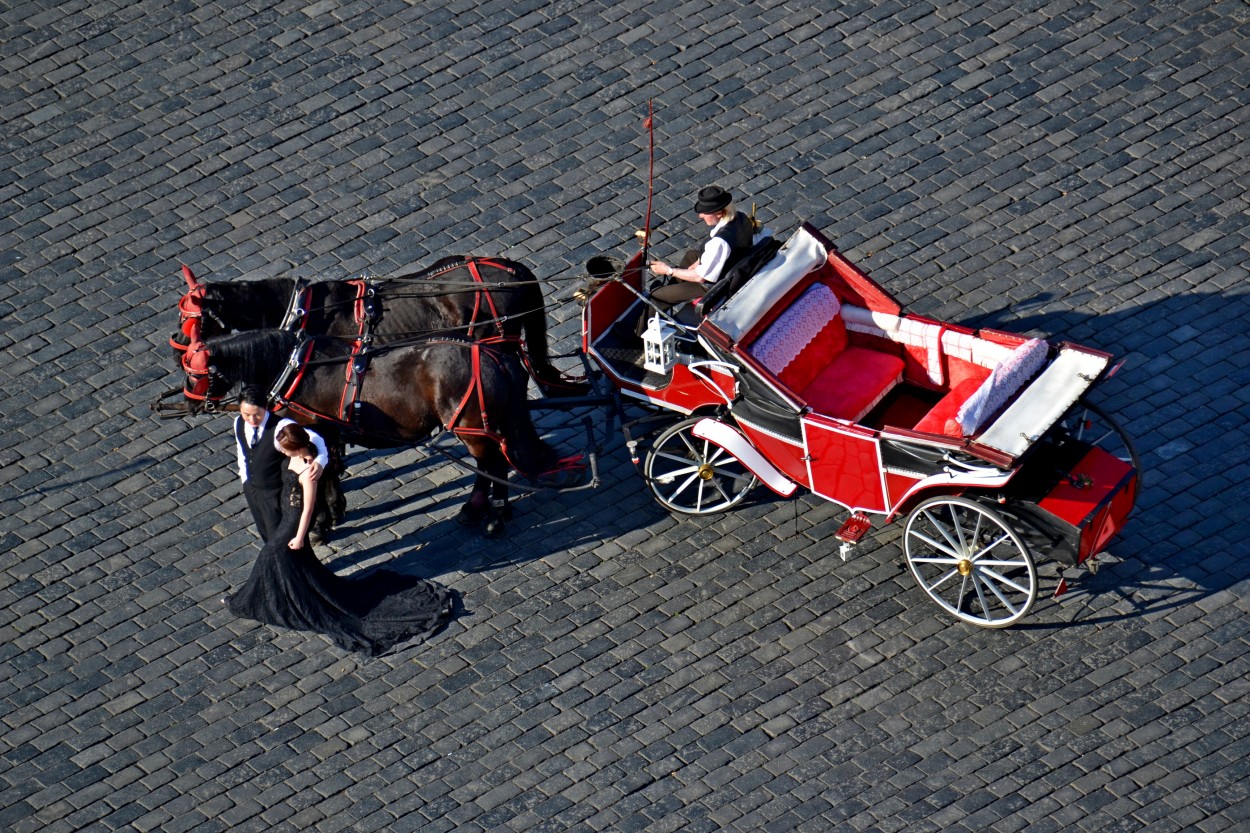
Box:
left=271, top=339, right=355, bottom=428
left=445, top=340, right=493, bottom=438
left=464, top=258, right=522, bottom=347
left=349, top=278, right=369, bottom=329
left=172, top=288, right=208, bottom=352
left=333, top=278, right=385, bottom=422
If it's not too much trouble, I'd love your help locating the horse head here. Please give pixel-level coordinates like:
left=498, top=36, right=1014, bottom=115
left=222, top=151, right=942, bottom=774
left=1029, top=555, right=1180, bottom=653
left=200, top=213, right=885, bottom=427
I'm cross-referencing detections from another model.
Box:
left=181, top=328, right=301, bottom=408
left=180, top=322, right=231, bottom=406
left=171, top=267, right=292, bottom=353
left=171, top=265, right=209, bottom=355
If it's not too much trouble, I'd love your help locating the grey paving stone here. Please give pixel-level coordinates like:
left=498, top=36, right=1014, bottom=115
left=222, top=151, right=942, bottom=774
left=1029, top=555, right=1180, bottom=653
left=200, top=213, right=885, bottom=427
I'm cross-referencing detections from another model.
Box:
left=2, top=1, right=1250, bottom=832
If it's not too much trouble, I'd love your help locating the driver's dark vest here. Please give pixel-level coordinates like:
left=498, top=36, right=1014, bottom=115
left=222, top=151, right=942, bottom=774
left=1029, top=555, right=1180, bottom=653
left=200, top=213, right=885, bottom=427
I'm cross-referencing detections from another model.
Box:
left=237, top=418, right=282, bottom=490
left=714, top=211, right=756, bottom=279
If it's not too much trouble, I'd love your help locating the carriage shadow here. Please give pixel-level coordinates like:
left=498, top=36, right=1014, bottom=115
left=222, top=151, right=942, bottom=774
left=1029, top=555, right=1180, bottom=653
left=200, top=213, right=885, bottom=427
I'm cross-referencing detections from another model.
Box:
left=954, top=286, right=1250, bottom=629
left=310, top=285, right=1247, bottom=628
left=319, top=418, right=794, bottom=581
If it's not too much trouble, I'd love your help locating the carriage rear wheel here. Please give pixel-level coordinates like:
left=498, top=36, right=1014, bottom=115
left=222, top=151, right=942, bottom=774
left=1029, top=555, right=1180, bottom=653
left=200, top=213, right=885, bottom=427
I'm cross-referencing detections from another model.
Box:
left=644, top=417, right=758, bottom=515
left=904, top=496, right=1038, bottom=628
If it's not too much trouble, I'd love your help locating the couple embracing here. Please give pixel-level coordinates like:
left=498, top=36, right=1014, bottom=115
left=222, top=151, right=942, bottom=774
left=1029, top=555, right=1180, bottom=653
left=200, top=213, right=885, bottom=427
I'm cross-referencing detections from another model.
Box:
left=223, top=386, right=455, bottom=657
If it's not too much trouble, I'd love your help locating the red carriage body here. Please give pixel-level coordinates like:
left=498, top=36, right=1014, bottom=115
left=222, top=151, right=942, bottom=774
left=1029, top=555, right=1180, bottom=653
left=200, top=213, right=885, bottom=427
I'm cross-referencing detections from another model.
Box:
left=583, top=223, right=1139, bottom=627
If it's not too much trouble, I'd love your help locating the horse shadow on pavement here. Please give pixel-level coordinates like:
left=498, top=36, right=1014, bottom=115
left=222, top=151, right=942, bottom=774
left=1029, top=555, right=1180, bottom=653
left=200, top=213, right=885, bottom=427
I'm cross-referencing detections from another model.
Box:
left=317, top=409, right=680, bottom=579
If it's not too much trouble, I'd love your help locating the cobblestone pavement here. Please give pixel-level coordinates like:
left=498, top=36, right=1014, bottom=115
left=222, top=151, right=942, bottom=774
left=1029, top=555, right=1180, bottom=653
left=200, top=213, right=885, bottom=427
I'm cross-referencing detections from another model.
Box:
left=2, top=1, right=1248, bottom=831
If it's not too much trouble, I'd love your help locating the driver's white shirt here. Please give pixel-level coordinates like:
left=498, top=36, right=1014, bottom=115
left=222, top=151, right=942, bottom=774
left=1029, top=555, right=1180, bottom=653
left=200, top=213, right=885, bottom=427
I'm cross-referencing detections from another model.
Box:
left=693, top=218, right=732, bottom=283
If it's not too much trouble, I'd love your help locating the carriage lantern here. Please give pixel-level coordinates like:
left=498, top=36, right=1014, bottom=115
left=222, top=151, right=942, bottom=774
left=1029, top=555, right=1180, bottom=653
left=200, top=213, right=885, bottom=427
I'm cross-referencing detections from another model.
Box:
left=642, top=314, right=677, bottom=374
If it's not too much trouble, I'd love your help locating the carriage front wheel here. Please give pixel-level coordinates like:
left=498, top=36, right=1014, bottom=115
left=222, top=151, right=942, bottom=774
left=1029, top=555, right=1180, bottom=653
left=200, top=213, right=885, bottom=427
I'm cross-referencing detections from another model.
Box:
left=904, top=496, right=1038, bottom=628
left=644, top=417, right=758, bottom=515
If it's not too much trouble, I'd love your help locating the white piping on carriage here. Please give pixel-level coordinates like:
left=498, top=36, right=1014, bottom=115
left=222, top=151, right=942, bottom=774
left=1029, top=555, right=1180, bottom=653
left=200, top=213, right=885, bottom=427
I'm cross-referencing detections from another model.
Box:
left=686, top=360, right=739, bottom=407
left=888, top=466, right=1014, bottom=518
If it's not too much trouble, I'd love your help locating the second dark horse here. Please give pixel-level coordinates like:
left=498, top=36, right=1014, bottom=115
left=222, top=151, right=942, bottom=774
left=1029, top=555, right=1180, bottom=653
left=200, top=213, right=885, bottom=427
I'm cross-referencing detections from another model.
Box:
left=183, top=328, right=561, bottom=538
left=171, top=255, right=584, bottom=396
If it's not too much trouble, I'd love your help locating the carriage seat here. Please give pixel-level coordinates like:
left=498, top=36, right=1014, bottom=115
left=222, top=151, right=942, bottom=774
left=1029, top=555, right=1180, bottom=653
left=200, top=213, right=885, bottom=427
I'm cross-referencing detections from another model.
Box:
left=912, top=337, right=1049, bottom=437
left=749, top=283, right=904, bottom=421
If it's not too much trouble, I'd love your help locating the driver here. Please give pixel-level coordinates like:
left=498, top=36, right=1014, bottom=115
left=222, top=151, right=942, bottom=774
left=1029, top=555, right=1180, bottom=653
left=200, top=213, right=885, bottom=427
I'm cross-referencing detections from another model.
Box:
left=637, top=185, right=758, bottom=335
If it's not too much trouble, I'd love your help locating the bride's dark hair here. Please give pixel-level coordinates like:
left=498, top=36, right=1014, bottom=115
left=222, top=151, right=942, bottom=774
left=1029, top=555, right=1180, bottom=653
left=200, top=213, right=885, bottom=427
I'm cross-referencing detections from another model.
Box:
left=275, top=424, right=312, bottom=455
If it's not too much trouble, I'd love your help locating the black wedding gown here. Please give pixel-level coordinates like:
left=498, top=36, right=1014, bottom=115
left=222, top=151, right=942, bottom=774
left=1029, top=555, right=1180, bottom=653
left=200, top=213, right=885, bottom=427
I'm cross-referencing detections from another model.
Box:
left=228, top=469, right=455, bottom=657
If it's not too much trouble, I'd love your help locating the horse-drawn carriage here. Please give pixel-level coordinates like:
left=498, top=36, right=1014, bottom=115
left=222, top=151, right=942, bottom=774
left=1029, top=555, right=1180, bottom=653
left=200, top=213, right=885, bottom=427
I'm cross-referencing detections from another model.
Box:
left=581, top=223, right=1140, bottom=627
left=163, top=222, right=1139, bottom=628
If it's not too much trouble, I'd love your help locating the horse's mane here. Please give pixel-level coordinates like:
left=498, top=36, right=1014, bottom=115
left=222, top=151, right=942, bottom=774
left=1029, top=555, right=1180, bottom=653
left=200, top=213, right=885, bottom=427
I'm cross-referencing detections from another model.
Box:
left=203, top=278, right=297, bottom=329
left=207, top=329, right=300, bottom=384
left=202, top=277, right=296, bottom=303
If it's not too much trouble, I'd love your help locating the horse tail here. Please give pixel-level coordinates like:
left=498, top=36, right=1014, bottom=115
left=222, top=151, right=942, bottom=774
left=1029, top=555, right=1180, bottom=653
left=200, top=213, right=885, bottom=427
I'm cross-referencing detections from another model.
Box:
left=493, top=352, right=558, bottom=479
left=507, top=261, right=590, bottom=397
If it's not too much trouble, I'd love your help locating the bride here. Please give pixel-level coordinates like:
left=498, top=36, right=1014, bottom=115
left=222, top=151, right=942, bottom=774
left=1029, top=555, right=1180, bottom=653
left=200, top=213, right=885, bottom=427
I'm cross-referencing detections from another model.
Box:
left=225, top=423, right=455, bottom=656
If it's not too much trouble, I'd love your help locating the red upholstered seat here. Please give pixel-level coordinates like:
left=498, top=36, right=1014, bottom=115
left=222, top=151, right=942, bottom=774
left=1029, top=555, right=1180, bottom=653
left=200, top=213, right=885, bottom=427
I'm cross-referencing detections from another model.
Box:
left=800, top=347, right=905, bottom=422
left=775, top=318, right=848, bottom=393
left=752, top=290, right=904, bottom=422
left=912, top=377, right=983, bottom=437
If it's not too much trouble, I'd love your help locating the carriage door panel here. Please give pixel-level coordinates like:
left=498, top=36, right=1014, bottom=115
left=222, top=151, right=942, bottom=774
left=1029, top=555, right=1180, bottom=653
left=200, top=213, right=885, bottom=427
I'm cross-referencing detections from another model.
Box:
left=801, top=416, right=887, bottom=513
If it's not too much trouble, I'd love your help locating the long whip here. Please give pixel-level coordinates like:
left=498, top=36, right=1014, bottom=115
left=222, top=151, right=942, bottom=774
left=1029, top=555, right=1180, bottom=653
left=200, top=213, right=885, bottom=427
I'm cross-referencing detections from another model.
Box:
left=642, top=100, right=654, bottom=267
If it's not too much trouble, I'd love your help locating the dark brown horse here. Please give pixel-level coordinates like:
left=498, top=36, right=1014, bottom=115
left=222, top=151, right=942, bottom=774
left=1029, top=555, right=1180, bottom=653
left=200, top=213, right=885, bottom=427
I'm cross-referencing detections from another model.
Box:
left=171, top=256, right=585, bottom=396
left=182, top=328, right=562, bottom=537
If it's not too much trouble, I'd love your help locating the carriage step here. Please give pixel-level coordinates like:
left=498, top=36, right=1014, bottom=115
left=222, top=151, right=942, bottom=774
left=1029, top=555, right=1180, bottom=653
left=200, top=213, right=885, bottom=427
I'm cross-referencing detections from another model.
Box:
left=835, top=513, right=872, bottom=543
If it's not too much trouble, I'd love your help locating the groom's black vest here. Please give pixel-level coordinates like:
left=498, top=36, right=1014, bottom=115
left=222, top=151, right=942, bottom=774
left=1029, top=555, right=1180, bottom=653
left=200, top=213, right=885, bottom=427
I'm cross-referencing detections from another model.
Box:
left=714, top=211, right=756, bottom=277
left=237, top=418, right=283, bottom=491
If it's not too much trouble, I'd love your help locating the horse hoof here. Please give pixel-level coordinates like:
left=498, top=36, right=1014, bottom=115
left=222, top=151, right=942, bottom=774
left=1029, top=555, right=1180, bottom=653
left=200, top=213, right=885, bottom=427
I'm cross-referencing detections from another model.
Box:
left=483, top=518, right=506, bottom=539
left=456, top=503, right=481, bottom=527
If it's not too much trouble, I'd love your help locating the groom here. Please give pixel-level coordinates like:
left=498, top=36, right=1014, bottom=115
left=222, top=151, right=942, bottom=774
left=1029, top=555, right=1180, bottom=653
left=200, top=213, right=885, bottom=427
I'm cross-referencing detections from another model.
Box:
left=234, top=386, right=329, bottom=544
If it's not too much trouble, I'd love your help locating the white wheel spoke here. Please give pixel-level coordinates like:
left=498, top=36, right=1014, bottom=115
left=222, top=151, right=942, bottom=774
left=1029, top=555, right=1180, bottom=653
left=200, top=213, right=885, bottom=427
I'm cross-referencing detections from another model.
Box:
left=975, top=571, right=1021, bottom=616
left=926, top=568, right=962, bottom=592
left=678, top=432, right=701, bottom=458
left=955, top=573, right=972, bottom=611
left=970, top=572, right=993, bottom=618
left=922, top=509, right=963, bottom=554
left=970, top=532, right=1013, bottom=561
left=978, top=566, right=1033, bottom=596
left=653, top=450, right=701, bottom=472
left=668, top=471, right=701, bottom=501
left=909, top=530, right=963, bottom=560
